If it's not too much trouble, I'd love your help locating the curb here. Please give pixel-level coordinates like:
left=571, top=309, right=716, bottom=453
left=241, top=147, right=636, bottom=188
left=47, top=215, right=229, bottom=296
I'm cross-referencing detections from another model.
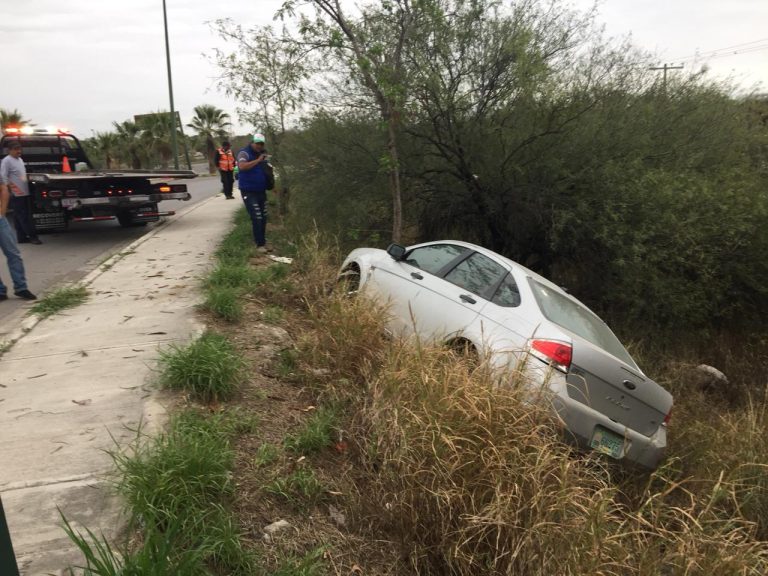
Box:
left=0, top=194, right=223, bottom=355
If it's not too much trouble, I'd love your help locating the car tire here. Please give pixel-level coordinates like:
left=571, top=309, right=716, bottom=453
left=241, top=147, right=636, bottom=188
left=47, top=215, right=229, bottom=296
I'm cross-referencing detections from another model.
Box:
left=336, top=265, right=361, bottom=296
left=446, top=338, right=479, bottom=365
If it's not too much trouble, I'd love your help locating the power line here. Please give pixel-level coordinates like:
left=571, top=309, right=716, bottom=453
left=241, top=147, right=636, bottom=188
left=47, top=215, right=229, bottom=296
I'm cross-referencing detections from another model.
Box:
left=670, top=37, right=768, bottom=63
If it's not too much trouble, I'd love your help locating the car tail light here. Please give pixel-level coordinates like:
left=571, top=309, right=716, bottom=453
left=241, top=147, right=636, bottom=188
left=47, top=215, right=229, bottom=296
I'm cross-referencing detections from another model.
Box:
left=662, top=407, right=672, bottom=426
left=530, top=339, right=572, bottom=373
left=158, top=185, right=171, bottom=192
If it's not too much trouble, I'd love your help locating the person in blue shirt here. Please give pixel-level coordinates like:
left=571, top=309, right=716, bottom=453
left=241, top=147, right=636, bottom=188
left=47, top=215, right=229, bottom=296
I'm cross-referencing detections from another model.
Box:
left=237, top=133, right=271, bottom=253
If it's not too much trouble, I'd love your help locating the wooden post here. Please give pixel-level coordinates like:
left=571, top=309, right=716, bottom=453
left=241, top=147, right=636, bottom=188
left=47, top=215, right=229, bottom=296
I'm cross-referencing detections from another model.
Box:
left=0, top=496, right=20, bottom=576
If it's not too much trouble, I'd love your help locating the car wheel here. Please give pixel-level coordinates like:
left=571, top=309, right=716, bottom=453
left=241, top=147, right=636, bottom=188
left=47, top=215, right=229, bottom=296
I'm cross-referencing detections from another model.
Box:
left=446, top=338, right=479, bottom=364
left=336, top=265, right=361, bottom=296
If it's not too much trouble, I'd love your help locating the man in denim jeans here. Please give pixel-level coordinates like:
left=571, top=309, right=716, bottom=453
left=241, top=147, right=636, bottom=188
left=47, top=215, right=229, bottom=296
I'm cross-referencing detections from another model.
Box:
left=236, top=133, right=270, bottom=253
left=0, top=178, right=36, bottom=301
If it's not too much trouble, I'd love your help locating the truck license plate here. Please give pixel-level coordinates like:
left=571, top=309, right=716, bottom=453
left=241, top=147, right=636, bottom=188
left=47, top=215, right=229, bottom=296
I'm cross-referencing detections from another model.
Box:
left=62, top=198, right=78, bottom=208
left=590, top=426, right=626, bottom=459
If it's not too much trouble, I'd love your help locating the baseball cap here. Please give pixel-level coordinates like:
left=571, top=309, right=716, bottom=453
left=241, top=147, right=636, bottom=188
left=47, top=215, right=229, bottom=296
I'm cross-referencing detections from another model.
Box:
left=252, top=133, right=266, bottom=143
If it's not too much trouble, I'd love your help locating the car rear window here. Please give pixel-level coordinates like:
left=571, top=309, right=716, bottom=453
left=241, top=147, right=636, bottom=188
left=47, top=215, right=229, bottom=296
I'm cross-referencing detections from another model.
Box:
left=528, top=280, right=636, bottom=367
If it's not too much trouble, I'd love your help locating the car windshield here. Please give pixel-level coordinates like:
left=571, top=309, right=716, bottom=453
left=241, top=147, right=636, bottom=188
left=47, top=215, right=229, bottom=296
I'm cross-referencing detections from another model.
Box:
left=528, top=279, right=636, bottom=367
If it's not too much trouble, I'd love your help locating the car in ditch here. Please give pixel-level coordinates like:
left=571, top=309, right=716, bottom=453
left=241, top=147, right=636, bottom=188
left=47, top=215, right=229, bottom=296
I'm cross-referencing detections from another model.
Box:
left=338, top=240, right=673, bottom=470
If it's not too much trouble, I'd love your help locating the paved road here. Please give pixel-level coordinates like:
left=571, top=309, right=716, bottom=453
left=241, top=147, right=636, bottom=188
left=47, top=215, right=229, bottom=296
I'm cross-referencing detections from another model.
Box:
left=0, top=176, right=223, bottom=336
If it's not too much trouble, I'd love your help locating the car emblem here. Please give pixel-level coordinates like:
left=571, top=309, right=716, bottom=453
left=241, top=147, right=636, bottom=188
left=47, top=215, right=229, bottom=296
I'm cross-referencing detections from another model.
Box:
left=605, top=395, right=630, bottom=410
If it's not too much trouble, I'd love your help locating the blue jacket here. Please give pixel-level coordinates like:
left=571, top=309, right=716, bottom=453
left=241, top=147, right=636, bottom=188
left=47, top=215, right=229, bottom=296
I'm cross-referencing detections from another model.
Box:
left=236, top=146, right=268, bottom=192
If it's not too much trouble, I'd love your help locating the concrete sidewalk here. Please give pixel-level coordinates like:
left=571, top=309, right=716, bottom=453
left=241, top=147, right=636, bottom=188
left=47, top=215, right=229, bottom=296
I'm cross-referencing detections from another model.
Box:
left=0, top=193, right=240, bottom=574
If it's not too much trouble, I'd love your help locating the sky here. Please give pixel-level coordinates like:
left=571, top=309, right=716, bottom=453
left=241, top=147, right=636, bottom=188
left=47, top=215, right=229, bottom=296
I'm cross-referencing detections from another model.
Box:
left=1, top=0, right=766, bottom=137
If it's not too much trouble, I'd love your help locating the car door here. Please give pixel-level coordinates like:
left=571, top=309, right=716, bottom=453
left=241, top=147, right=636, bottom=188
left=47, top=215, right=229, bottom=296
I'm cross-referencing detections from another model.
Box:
left=474, top=271, right=539, bottom=371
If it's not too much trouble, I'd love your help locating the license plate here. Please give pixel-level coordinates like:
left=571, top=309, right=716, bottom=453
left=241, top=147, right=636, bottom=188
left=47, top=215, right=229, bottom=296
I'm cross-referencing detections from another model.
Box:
left=590, top=426, right=626, bottom=459
left=62, top=198, right=78, bottom=207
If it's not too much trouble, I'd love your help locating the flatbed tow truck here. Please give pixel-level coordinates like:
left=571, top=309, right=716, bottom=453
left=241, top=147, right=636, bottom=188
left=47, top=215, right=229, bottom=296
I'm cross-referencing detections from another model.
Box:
left=0, top=127, right=195, bottom=230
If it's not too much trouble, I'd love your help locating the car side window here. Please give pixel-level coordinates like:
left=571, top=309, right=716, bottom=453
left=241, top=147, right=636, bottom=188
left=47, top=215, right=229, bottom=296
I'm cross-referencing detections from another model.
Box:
left=444, top=252, right=507, bottom=299
left=405, top=244, right=468, bottom=275
left=491, top=273, right=521, bottom=307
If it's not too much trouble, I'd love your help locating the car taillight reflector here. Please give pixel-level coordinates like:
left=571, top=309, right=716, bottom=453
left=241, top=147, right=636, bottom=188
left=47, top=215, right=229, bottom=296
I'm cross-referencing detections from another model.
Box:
left=48, top=190, right=63, bottom=198
left=530, top=339, right=572, bottom=372
left=663, top=407, right=672, bottom=426
left=65, top=190, right=78, bottom=197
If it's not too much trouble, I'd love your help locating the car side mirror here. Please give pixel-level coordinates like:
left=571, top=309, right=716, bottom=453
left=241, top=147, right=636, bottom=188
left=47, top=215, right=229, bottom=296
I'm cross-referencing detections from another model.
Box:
left=386, top=243, right=406, bottom=261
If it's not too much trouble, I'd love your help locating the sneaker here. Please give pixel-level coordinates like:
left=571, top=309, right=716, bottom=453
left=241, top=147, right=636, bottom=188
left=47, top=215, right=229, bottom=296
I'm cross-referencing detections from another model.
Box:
left=0, top=294, right=7, bottom=301
left=226, top=196, right=235, bottom=200
left=256, top=246, right=268, bottom=254
left=30, top=238, right=43, bottom=245
left=14, top=289, right=37, bottom=300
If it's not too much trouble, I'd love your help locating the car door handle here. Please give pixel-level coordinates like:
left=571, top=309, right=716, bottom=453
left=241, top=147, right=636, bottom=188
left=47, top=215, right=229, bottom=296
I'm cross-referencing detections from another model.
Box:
left=410, top=272, right=424, bottom=280
left=460, top=294, right=476, bottom=304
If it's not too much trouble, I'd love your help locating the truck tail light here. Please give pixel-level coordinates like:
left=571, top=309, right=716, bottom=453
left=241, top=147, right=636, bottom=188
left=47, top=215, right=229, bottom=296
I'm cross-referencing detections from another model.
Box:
left=158, top=185, right=171, bottom=192
left=48, top=190, right=63, bottom=199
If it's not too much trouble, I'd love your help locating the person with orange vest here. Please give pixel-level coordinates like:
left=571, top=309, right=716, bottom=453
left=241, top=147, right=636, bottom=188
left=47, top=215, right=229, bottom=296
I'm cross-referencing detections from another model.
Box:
left=214, top=141, right=236, bottom=199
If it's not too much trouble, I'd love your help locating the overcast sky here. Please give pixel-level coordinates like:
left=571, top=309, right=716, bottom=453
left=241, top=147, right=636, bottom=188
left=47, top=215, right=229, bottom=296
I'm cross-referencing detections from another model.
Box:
left=1, top=0, right=766, bottom=137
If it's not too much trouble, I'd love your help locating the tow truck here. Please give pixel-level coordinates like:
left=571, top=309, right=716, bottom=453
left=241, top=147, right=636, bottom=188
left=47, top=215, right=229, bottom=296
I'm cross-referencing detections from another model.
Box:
left=0, top=127, right=195, bottom=230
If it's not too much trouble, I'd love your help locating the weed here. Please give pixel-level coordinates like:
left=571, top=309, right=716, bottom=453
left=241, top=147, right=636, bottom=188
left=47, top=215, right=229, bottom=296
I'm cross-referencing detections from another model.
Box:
left=276, top=348, right=299, bottom=379
left=265, top=467, right=325, bottom=506
left=158, top=332, right=244, bottom=402
left=30, top=285, right=88, bottom=318
left=203, top=285, right=243, bottom=323
left=261, top=304, right=285, bottom=324
left=254, top=443, right=280, bottom=468
left=284, top=405, right=338, bottom=455
left=274, top=546, right=327, bottom=576
left=207, top=262, right=258, bottom=290
left=108, top=410, right=256, bottom=574
left=0, top=340, right=11, bottom=356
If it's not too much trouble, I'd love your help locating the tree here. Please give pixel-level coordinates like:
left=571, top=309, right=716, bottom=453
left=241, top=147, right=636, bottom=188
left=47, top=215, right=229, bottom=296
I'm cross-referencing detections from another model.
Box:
left=211, top=21, right=311, bottom=215
left=0, top=108, right=33, bottom=130
left=88, top=132, right=121, bottom=169
left=113, top=120, right=146, bottom=169
left=186, top=104, right=231, bottom=174
left=278, top=0, right=424, bottom=242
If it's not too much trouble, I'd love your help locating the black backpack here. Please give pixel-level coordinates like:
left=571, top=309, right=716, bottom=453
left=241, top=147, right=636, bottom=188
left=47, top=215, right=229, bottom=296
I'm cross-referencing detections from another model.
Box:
left=265, top=162, right=275, bottom=191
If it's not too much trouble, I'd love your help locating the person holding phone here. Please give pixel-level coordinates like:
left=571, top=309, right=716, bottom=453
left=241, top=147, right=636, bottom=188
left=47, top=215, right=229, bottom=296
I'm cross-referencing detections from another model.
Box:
left=237, top=133, right=271, bottom=253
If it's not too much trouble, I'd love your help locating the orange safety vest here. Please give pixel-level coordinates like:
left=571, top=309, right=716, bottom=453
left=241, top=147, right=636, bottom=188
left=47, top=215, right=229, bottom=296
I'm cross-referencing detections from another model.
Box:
left=218, top=148, right=235, bottom=171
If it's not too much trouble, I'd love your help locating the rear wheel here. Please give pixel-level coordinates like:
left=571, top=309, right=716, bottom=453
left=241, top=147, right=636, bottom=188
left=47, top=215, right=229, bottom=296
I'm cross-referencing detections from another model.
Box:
left=446, top=338, right=479, bottom=365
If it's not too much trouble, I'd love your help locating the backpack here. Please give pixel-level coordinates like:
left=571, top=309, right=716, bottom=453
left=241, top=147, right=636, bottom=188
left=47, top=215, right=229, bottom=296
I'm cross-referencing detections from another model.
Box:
left=264, top=162, right=275, bottom=191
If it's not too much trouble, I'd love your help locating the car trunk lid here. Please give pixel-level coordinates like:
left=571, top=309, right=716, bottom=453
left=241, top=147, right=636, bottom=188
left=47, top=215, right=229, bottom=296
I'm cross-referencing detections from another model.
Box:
left=566, top=338, right=672, bottom=437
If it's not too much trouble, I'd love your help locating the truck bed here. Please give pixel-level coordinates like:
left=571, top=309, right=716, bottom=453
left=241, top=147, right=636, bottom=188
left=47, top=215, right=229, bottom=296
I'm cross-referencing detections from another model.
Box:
left=27, top=169, right=197, bottom=184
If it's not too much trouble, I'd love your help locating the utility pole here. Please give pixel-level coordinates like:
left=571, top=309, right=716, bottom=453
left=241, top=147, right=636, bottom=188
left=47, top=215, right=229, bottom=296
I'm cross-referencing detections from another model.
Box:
left=162, top=0, right=180, bottom=169
left=649, top=63, right=684, bottom=91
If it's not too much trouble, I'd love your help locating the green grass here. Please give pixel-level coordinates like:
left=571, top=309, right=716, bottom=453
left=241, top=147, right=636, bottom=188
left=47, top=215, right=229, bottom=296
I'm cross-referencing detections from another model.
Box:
left=107, top=410, right=257, bottom=574
left=158, top=331, right=245, bottom=402
left=265, top=468, right=325, bottom=507
left=203, top=285, right=243, bottom=323
left=276, top=348, right=299, bottom=379
left=254, top=443, right=280, bottom=468
left=284, top=406, right=338, bottom=455
left=274, top=546, right=327, bottom=576
left=30, top=285, right=88, bottom=318
left=262, top=304, right=285, bottom=324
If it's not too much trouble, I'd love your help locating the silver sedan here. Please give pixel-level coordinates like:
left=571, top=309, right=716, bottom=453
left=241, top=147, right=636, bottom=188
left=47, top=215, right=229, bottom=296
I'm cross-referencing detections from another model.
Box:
left=339, top=240, right=673, bottom=469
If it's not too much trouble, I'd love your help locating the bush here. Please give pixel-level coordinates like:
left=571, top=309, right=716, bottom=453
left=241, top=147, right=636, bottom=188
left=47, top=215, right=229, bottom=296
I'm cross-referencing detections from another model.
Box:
left=203, top=285, right=243, bottom=323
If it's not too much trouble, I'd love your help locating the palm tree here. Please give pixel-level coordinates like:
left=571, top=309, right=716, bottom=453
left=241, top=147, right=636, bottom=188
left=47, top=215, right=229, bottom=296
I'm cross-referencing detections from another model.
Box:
left=113, top=120, right=146, bottom=169
left=91, top=132, right=120, bottom=169
left=1, top=108, right=33, bottom=130
left=187, top=105, right=231, bottom=174
left=138, top=113, right=176, bottom=168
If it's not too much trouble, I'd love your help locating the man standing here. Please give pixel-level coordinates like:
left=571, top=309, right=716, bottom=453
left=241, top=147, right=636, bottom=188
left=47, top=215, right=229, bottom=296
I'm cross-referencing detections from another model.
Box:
left=0, top=141, right=41, bottom=245
left=237, top=133, right=270, bottom=253
left=0, top=175, right=37, bottom=301
left=214, top=140, right=236, bottom=199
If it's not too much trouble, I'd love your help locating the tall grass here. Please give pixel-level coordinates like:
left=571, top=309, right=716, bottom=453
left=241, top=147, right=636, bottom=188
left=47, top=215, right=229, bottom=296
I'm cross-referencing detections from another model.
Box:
left=158, top=331, right=245, bottom=402
left=288, top=232, right=768, bottom=575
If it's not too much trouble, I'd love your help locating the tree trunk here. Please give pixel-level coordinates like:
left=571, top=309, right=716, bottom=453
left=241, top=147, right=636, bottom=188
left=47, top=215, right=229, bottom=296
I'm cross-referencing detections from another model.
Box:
left=207, top=138, right=217, bottom=175
left=387, top=113, right=403, bottom=243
